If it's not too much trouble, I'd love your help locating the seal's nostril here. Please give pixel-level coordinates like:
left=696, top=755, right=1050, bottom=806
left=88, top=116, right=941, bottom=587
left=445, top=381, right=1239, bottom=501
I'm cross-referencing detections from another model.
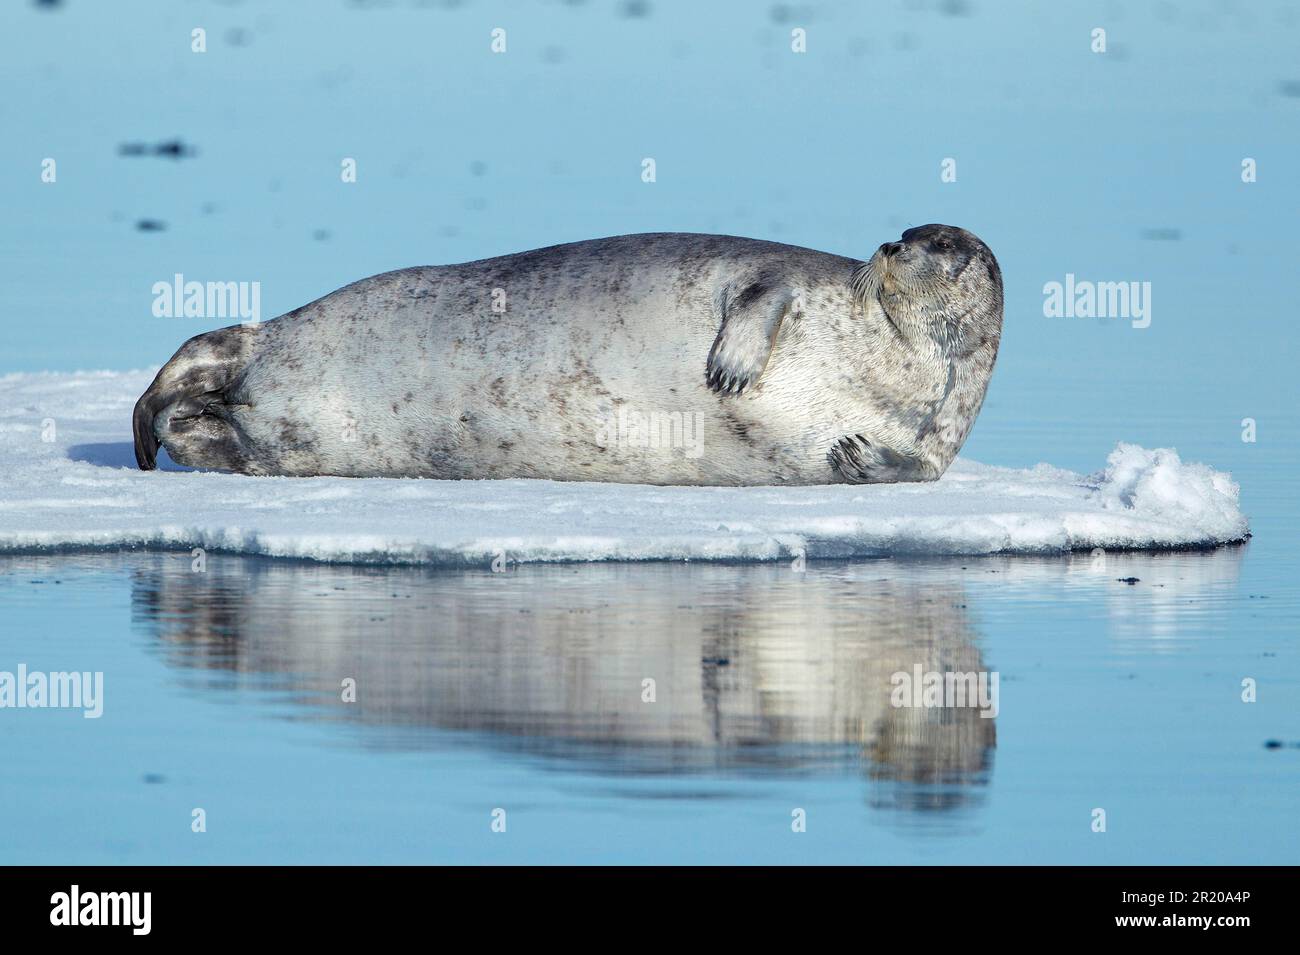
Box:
left=880, top=242, right=905, bottom=257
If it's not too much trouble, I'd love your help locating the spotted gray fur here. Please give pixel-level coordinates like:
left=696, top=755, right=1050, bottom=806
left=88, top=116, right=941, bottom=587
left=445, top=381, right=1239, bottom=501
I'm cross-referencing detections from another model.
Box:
left=134, top=227, right=1002, bottom=485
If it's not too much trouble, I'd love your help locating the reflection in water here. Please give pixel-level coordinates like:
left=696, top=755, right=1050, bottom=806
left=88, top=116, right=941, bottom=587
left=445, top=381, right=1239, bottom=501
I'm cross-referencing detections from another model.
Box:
left=0, top=544, right=1250, bottom=838
left=127, top=555, right=998, bottom=812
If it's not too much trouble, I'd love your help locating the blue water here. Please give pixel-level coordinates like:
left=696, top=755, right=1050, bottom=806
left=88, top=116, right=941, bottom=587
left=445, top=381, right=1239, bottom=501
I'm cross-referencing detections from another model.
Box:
left=2, top=549, right=1297, bottom=864
left=2, top=0, right=1298, bottom=863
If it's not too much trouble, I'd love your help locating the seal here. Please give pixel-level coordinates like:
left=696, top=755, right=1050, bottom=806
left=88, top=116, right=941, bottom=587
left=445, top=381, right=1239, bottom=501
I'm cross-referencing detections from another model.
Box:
left=133, top=227, right=1002, bottom=485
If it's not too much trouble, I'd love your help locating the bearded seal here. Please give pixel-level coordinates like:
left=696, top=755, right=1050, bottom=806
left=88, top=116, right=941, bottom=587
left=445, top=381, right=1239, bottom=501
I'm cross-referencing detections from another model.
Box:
left=133, top=226, right=1002, bottom=485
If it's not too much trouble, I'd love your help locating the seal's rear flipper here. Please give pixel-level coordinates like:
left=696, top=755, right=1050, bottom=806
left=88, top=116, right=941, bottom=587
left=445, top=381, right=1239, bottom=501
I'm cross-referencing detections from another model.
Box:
left=132, top=326, right=256, bottom=471
left=132, top=389, right=164, bottom=470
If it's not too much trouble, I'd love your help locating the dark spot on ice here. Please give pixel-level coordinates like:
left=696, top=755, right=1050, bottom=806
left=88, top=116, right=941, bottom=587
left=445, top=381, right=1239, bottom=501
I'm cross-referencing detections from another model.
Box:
left=1117, top=577, right=1140, bottom=585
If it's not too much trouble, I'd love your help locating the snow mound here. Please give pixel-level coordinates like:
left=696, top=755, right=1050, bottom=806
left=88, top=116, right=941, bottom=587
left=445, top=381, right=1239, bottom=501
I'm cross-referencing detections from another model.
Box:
left=0, top=370, right=1248, bottom=566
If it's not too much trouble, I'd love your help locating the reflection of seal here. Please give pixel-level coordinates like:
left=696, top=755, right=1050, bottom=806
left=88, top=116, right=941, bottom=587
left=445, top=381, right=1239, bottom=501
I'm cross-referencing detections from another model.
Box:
left=134, top=554, right=997, bottom=787
left=134, top=227, right=1002, bottom=484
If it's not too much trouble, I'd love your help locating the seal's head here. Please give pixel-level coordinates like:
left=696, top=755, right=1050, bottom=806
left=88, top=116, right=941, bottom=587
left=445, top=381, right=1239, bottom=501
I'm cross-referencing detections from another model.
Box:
left=853, top=223, right=1002, bottom=354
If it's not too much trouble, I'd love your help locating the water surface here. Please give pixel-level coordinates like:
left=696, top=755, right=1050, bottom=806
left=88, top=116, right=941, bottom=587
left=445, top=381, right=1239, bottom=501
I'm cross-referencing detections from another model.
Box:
left=2, top=545, right=1295, bottom=864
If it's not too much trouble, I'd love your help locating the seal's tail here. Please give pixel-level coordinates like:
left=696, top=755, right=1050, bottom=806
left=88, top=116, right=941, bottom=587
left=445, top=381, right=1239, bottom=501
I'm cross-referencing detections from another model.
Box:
left=132, top=383, right=164, bottom=470
left=133, top=325, right=256, bottom=471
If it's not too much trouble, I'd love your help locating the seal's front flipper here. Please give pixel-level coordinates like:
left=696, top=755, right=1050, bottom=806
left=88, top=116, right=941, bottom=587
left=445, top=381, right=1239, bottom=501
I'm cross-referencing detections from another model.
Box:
left=828, top=434, right=938, bottom=484
left=133, top=325, right=256, bottom=471
left=706, top=281, right=793, bottom=395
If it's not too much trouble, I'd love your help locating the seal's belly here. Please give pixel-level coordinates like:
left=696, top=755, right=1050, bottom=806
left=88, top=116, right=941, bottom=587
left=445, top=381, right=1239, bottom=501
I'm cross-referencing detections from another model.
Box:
left=237, top=266, right=844, bottom=483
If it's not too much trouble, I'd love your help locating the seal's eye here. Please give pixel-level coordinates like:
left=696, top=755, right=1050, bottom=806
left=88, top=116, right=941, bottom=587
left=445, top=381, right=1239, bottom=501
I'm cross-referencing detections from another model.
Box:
left=932, top=237, right=954, bottom=252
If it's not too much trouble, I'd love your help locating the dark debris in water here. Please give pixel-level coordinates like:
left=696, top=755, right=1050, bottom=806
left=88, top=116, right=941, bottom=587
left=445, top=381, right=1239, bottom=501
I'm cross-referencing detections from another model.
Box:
left=1117, top=577, right=1140, bottom=584
left=1264, top=740, right=1300, bottom=750
left=118, top=139, right=198, bottom=160
left=1278, top=80, right=1300, bottom=98
left=769, top=4, right=815, bottom=23
left=619, top=0, right=651, bottom=18
left=135, top=219, right=167, bottom=232
left=1140, top=228, right=1182, bottom=241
